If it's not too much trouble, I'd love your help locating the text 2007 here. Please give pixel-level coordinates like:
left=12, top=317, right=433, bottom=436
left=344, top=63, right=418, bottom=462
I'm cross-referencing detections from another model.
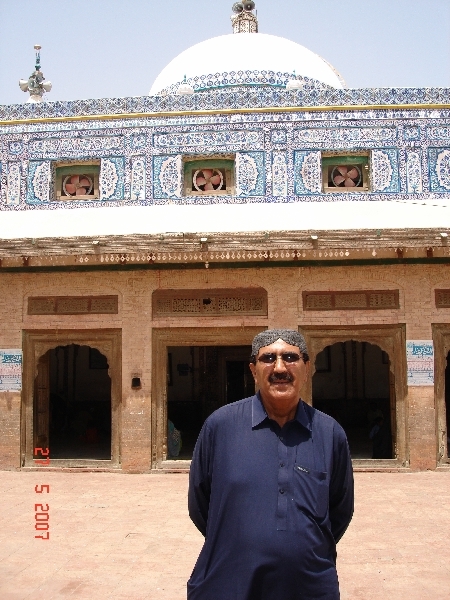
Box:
left=34, top=447, right=50, bottom=540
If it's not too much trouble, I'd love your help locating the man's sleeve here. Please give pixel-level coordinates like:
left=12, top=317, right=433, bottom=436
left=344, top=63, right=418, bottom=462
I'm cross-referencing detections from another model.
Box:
left=329, top=425, right=354, bottom=543
left=188, top=421, right=213, bottom=537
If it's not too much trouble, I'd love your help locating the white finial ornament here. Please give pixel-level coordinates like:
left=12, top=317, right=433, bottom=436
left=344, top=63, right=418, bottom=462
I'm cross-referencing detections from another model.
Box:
left=231, top=1, right=258, bottom=33
left=19, top=44, right=52, bottom=103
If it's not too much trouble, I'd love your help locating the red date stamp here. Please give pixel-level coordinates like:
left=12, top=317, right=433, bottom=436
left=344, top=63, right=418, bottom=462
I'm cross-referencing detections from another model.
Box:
left=34, top=447, right=50, bottom=540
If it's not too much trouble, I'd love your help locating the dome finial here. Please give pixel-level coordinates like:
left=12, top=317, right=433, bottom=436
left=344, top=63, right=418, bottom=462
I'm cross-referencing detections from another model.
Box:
left=19, top=44, right=52, bottom=103
left=231, top=2, right=258, bottom=33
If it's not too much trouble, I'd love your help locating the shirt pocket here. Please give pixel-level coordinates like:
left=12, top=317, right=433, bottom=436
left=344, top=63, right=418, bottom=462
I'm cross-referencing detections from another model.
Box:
left=292, top=464, right=329, bottom=520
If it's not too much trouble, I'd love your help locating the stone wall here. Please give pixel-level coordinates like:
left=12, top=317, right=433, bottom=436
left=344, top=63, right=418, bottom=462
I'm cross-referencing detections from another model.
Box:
left=0, top=262, right=449, bottom=471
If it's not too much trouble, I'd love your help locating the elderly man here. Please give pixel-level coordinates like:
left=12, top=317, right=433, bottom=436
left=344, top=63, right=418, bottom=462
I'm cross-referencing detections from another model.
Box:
left=188, top=329, right=354, bottom=600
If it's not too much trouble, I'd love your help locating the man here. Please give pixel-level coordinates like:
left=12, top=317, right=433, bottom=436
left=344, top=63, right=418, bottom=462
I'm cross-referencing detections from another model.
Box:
left=188, top=329, right=354, bottom=600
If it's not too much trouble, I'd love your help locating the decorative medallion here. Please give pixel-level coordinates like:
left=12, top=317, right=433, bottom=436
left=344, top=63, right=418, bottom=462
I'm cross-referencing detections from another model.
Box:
left=32, top=161, right=51, bottom=202
left=294, top=151, right=321, bottom=194
left=371, top=150, right=394, bottom=192
left=99, top=159, right=119, bottom=200
left=131, top=157, right=146, bottom=200
left=436, top=149, right=450, bottom=190
left=272, top=152, right=287, bottom=196
left=235, top=152, right=258, bottom=196
left=6, top=163, right=21, bottom=205
left=158, top=155, right=182, bottom=198
left=406, top=151, right=422, bottom=193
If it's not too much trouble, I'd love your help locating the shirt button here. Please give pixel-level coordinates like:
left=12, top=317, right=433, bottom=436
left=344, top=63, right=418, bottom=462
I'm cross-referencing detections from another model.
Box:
left=279, top=489, right=285, bottom=494
left=280, top=462, right=285, bottom=467
left=279, top=436, right=284, bottom=441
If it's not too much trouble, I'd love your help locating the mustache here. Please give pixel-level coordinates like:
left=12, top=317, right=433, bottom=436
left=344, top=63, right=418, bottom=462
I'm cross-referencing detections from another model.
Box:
left=269, top=372, right=294, bottom=383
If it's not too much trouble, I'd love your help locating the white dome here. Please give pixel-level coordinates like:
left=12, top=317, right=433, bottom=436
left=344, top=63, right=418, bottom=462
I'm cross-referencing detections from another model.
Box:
left=150, top=33, right=344, bottom=95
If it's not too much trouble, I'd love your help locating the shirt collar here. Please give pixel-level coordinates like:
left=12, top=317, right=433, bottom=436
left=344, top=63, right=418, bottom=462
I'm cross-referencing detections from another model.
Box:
left=251, top=392, right=312, bottom=431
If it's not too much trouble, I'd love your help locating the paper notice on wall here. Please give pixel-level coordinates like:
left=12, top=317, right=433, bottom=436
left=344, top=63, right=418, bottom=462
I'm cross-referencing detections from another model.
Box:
left=406, top=340, right=434, bottom=386
left=0, top=350, right=22, bottom=391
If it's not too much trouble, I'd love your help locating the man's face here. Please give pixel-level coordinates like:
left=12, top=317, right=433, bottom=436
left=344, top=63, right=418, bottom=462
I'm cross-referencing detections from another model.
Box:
left=249, top=338, right=310, bottom=406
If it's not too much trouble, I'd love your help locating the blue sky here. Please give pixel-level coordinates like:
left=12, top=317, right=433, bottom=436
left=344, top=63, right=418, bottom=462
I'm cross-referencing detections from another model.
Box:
left=0, top=0, right=449, bottom=105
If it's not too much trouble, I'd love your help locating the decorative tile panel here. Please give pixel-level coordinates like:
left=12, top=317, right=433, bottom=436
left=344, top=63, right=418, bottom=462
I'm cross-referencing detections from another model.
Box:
left=154, top=130, right=263, bottom=151
left=27, top=160, right=51, bottom=203
left=427, top=127, right=450, bottom=140
left=236, top=152, right=265, bottom=196
left=371, top=149, right=399, bottom=192
left=271, top=130, right=287, bottom=144
left=404, top=126, right=420, bottom=141
left=153, top=155, right=182, bottom=199
left=130, top=156, right=146, bottom=201
left=272, top=152, right=287, bottom=196
left=294, top=127, right=397, bottom=145
left=8, top=141, right=24, bottom=155
left=294, top=151, right=321, bottom=194
left=6, top=163, right=21, bottom=205
left=428, top=148, right=450, bottom=191
left=29, top=136, right=123, bottom=158
left=406, top=151, right=423, bottom=193
left=100, top=157, right=124, bottom=200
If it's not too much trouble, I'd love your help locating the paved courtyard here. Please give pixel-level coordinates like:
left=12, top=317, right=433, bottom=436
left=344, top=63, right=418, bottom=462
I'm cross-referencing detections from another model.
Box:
left=0, top=470, right=449, bottom=599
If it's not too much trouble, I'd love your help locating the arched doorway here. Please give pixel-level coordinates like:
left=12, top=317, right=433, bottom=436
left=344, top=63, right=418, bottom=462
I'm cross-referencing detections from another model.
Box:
left=166, top=345, right=254, bottom=459
left=34, top=345, right=111, bottom=459
left=312, top=341, right=394, bottom=459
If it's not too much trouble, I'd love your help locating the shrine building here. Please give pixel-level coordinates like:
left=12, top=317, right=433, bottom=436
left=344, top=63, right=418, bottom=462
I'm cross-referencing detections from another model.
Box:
left=0, top=2, right=450, bottom=472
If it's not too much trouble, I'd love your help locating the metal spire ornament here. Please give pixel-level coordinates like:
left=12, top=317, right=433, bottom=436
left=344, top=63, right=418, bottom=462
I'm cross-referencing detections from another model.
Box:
left=231, top=1, right=258, bottom=33
left=19, top=45, right=52, bottom=103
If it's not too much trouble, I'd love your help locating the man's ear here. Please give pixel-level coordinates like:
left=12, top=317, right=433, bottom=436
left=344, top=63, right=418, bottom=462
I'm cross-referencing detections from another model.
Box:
left=249, top=362, right=257, bottom=381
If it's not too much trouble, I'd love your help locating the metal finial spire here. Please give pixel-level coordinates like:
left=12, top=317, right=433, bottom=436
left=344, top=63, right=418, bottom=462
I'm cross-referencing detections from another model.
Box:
left=19, top=44, right=52, bottom=103
left=231, top=2, right=258, bottom=33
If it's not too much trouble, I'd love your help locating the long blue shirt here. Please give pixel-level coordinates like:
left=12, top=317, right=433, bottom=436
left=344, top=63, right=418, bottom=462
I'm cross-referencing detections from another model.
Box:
left=188, top=394, right=354, bottom=600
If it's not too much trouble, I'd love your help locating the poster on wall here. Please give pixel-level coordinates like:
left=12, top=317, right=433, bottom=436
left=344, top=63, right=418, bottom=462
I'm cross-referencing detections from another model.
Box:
left=0, top=349, right=22, bottom=391
left=406, top=340, right=434, bottom=386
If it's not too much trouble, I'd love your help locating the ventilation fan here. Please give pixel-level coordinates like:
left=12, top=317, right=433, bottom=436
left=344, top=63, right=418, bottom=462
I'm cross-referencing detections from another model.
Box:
left=193, top=169, right=224, bottom=192
left=62, top=174, right=94, bottom=197
left=331, top=165, right=362, bottom=188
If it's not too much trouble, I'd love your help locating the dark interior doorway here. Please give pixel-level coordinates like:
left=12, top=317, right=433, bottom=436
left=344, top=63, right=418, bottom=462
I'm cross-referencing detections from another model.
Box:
left=312, top=341, right=394, bottom=459
left=167, top=345, right=253, bottom=459
left=34, top=345, right=111, bottom=460
left=445, top=352, right=450, bottom=458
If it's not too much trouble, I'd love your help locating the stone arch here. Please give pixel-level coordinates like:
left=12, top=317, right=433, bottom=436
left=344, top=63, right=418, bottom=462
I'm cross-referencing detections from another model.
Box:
left=300, top=325, right=407, bottom=467
left=22, top=329, right=121, bottom=468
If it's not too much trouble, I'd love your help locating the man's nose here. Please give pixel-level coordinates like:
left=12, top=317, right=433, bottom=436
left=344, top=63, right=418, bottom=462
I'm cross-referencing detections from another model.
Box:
left=273, top=356, right=287, bottom=372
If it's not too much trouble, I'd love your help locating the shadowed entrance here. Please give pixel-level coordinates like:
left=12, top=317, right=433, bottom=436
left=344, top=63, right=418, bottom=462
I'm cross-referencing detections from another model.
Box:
left=167, top=345, right=254, bottom=459
left=312, top=341, right=394, bottom=459
left=34, top=344, right=111, bottom=460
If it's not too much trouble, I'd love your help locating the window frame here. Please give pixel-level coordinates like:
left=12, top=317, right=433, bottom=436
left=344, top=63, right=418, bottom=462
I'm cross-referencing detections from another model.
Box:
left=321, top=152, right=370, bottom=193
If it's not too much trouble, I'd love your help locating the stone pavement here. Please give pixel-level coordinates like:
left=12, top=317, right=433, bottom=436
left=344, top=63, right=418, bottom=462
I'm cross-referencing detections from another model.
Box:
left=0, top=470, right=449, bottom=599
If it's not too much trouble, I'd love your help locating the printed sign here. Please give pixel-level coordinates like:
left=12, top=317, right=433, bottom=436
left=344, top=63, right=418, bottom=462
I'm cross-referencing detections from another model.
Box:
left=406, top=340, right=434, bottom=386
left=0, top=349, right=22, bottom=391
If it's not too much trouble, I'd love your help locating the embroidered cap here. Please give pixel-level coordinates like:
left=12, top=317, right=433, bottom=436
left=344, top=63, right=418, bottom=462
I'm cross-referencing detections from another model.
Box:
left=250, top=329, right=309, bottom=361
